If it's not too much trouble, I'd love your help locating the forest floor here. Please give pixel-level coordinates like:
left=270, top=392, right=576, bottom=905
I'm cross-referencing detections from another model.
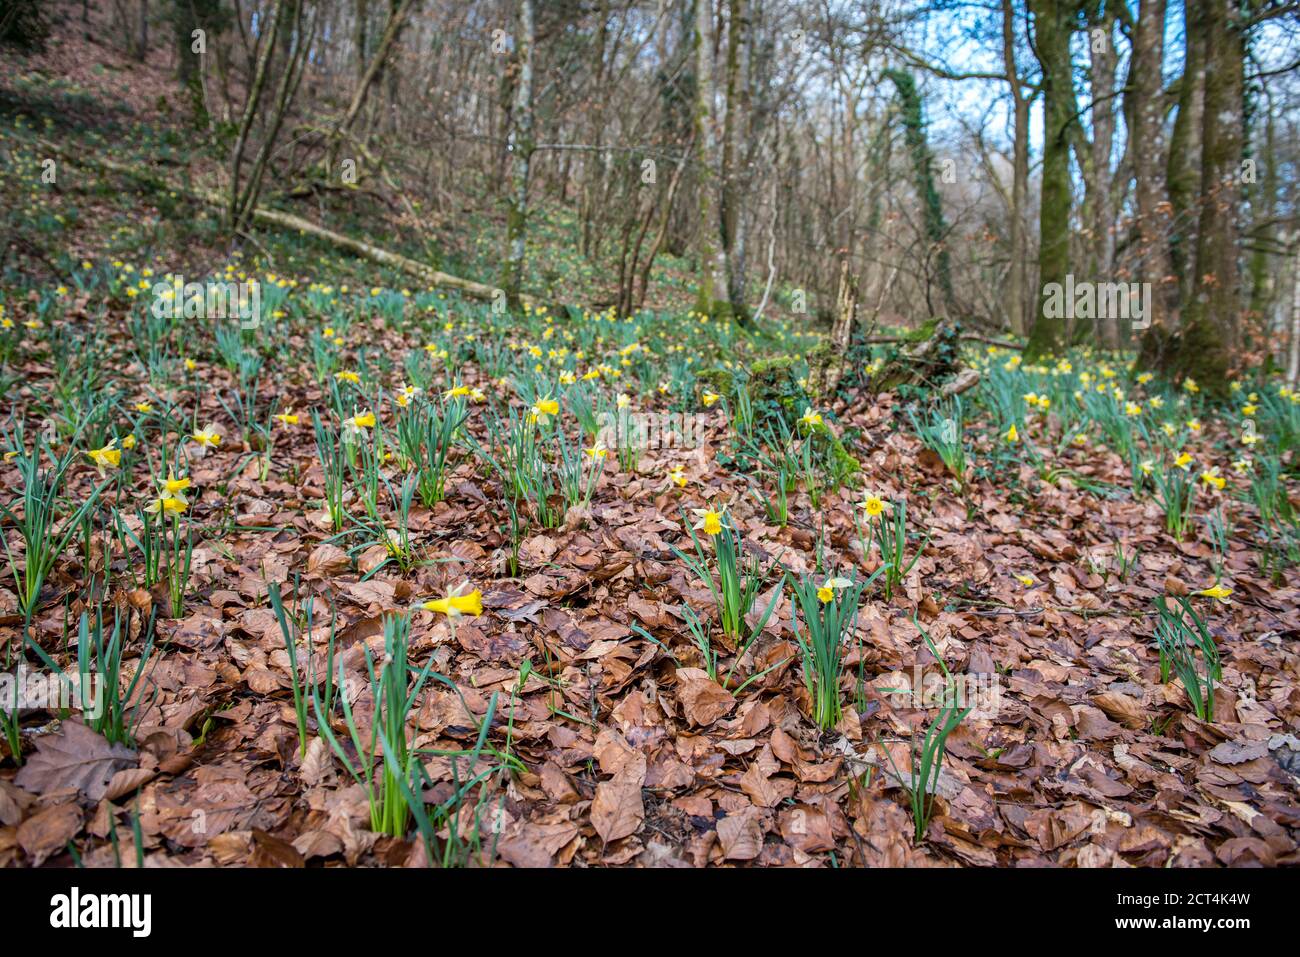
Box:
left=1, top=19, right=1299, bottom=870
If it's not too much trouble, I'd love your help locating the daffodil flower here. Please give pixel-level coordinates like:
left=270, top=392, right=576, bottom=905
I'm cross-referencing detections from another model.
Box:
left=134, top=402, right=154, bottom=414
left=444, top=384, right=470, bottom=399
left=353, top=411, right=377, bottom=429
left=799, top=407, right=823, bottom=429
left=585, top=441, right=608, bottom=461
left=816, top=577, right=853, bottom=603
left=1004, top=423, right=1018, bottom=443
left=702, top=392, right=720, bottom=407
left=159, top=470, right=191, bottom=506
left=85, top=439, right=121, bottom=474
left=859, top=493, right=887, bottom=517
left=274, top=410, right=299, bottom=427
left=1194, top=584, right=1232, bottom=603
left=1200, top=467, right=1225, bottom=490
left=559, top=372, right=576, bottom=386
left=690, top=505, right=727, bottom=536
left=668, top=466, right=687, bottom=488
left=1174, top=452, right=1193, bottom=471
left=421, top=582, right=484, bottom=619
left=529, top=396, right=560, bottom=425
left=191, top=424, right=222, bottom=454
left=1015, top=573, right=1035, bottom=587
left=335, top=370, right=361, bottom=385
left=144, top=495, right=188, bottom=516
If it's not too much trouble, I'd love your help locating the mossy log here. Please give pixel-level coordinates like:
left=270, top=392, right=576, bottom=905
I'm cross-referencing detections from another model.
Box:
left=866, top=317, right=965, bottom=392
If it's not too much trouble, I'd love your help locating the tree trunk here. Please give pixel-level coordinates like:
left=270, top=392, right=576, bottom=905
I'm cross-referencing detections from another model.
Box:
left=693, top=0, right=735, bottom=321
left=1001, top=0, right=1030, bottom=337
left=1024, top=0, right=1077, bottom=359
left=720, top=0, right=749, bottom=319
left=1129, top=0, right=1176, bottom=327
left=1085, top=6, right=1118, bottom=347
left=1166, top=0, right=1204, bottom=307
left=499, top=0, right=535, bottom=311
left=1184, top=0, right=1244, bottom=354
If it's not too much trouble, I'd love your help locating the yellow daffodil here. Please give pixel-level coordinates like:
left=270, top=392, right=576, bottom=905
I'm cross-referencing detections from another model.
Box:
left=444, top=384, right=470, bottom=399
left=559, top=372, right=576, bottom=386
left=702, top=392, right=720, bottom=407
left=85, top=439, right=121, bottom=474
left=190, top=424, right=222, bottom=455
left=529, top=396, right=560, bottom=425
left=121, top=434, right=137, bottom=450
left=616, top=393, right=631, bottom=410
left=421, top=582, right=483, bottom=619
left=690, top=505, right=726, bottom=536
left=1174, top=452, right=1193, bottom=471
left=585, top=441, right=608, bottom=461
left=184, top=358, right=197, bottom=371
left=1200, top=467, right=1225, bottom=490
left=799, top=407, right=823, bottom=429
left=274, top=410, right=299, bottom=427
left=1004, top=423, right=1018, bottom=443
left=1194, top=584, right=1232, bottom=603
left=1015, top=573, right=1035, bottom=587
left=1182, top=378, right=1199, bottom=393
left=346, top=411, right=376, bottom=429
left=335, top=370, right=361, bottom=385
left=859, top=493, right=887, bottom=517
left=1125, top=402, right=1142, bottom=417
left=144, top=496, right=188, bottom=516
left=668, top=466, right=687, bottom=488
left=134, top=402, right=154, bottom=414
left=816, top=577, right=853, bottom=603
left=159, top=470, right=191, bottom=506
